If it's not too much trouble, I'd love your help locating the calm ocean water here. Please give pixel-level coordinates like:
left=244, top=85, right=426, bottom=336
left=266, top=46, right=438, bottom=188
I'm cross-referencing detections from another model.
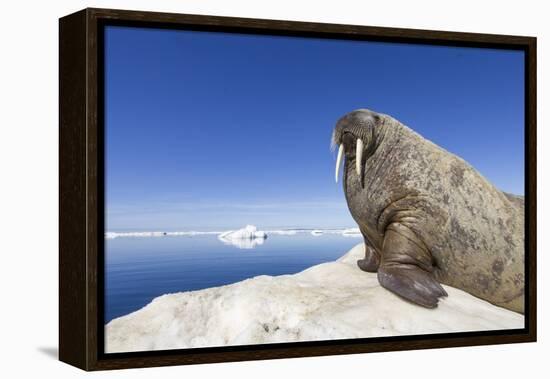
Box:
left=105, top=233, right=361, bottom=323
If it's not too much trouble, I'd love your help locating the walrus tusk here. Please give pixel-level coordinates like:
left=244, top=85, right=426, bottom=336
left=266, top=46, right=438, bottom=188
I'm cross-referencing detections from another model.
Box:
left=335, top=144, right=344, bottom=183
left=356, top=138, right=364, bottom=176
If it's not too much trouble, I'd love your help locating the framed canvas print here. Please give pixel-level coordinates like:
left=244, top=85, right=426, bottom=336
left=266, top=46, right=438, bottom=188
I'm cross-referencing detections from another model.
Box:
left=59, top=8, right=536, bottom=371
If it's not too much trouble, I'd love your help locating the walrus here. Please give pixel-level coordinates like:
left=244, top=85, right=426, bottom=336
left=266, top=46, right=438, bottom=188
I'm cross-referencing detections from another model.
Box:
left=332, top=109, right=524, bottom=313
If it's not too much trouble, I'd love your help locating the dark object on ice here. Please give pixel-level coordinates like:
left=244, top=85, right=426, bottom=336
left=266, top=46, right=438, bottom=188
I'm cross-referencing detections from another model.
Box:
left=332, top=109, right=524, bottom=313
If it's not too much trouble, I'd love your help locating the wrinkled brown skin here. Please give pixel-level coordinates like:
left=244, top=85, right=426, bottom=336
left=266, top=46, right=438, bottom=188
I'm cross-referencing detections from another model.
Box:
left=333, top=109, right=524, bottom=313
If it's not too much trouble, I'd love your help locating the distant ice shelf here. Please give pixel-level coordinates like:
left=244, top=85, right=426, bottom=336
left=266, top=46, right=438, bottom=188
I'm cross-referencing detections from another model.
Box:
left=104, top=226, right=363, bottom=240
left=104, top=231, right=221, bottom=239
left=311, top=228, right=361, bottom=237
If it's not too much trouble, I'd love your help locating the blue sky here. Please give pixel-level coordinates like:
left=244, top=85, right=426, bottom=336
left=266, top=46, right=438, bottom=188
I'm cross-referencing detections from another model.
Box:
left=105, top=26, right=524, bottom=231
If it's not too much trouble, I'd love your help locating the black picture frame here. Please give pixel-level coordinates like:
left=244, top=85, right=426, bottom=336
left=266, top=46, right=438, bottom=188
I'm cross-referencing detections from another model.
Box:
left=59, top=7, right=537, bottom=371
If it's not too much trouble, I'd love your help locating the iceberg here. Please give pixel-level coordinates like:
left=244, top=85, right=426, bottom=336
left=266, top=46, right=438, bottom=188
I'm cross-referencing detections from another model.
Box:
left=105, top=243, right=524, bottom=353
left=218, top=225, right=267, bottom=240
left=217, top=225, right=267, bottom=249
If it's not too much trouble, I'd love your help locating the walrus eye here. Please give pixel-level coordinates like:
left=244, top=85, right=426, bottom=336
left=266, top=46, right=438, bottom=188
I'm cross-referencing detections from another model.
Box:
left=335, top=144, right=344, bottom=183
left=356, top=138, right=364, bottom=176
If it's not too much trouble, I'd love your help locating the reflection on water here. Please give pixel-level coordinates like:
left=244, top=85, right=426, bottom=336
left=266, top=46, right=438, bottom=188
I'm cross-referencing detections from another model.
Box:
left=218, top=236, right=266, bottom=249
left=105, top=233, right=360, bottom=323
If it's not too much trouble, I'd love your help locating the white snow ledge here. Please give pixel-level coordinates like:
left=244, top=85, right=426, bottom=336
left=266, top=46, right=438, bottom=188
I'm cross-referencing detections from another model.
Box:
left=105, top=243, right=524, bottom=353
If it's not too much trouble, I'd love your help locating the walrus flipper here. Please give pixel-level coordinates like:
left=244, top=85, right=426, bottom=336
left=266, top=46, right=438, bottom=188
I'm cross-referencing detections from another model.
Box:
left=357, top=238, right=380, bottom=272
left=377, top=223, right=447, bottom=308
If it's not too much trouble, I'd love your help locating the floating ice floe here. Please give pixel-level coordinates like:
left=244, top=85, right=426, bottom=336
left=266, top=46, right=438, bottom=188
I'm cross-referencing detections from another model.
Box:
left=218, top=225, right=267, bottom=240
left=105, top=232, right=119, bottom=239
left=105, top=243, right=524, bottom=353
left=105, top=231, right=166, bottom=239
left=311, top=228, right=361, bottom=237
left=218, top=225, right=267, bottom=249
left=341, top=228, right=362, bottom=237
left=267, top=230, right=298, bottom=236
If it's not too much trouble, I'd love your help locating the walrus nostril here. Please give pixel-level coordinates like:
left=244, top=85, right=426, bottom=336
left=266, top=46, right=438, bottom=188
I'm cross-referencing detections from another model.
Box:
left=341, top=132, right=357, bottom=148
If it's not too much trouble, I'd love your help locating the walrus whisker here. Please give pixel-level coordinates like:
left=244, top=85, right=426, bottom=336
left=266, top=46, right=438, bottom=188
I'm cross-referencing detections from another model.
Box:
left=335, top=144, right=344, bottom=183
left=356, top=138, right=364, bottom=177
left=330, top=129, right=338, bottom=152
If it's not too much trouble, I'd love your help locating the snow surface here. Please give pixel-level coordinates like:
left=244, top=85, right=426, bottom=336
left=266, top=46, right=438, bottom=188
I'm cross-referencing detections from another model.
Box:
left=105, top=243, right=524, bottom=353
